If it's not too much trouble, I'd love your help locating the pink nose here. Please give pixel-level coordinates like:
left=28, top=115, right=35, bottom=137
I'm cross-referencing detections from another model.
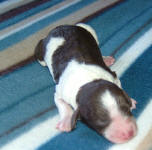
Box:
left=109, top=123, right=137, bottom=144
left=120, top=129, right=134, bottom=140
left=105, top=116, right=137, bottom=143
left=109, top=129, right=135, bottom=144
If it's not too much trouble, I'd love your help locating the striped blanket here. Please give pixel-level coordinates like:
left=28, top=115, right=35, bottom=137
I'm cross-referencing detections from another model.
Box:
left=0, top=0, right=152, bottom=150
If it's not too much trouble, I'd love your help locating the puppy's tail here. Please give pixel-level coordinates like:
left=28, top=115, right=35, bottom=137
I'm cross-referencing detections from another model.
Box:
left=76, top=23, right=99, bottom=45
left=34, top=39, right=47, bottom=66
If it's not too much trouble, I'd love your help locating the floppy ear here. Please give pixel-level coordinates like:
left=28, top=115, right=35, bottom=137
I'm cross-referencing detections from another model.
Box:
left=122, top=91, right=137, bottom=111
left=35, top=39, right=46, bottom=66
left=71, top=108, right=80, bottom=130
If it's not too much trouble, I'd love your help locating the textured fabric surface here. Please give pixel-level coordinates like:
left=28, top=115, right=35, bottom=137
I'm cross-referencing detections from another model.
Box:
left=0, top=0, right=152, bottom=150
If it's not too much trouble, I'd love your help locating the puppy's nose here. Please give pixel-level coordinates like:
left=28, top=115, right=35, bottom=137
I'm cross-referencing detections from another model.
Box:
left=128, top=129, right=134, bottom=138
left=120, top=129, right=134, bottom=140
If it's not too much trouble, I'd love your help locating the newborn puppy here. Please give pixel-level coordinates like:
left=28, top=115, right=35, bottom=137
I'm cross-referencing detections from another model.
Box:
left=35, top=23, right=137, bottom=144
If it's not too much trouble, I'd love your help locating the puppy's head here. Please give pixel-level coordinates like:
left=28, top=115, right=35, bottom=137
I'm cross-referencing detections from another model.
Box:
left=74, top=79, right=137, bottom=144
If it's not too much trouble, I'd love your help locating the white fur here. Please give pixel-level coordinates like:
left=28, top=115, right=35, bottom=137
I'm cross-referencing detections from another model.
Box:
left=44, top=37, right=65, bottom=79
left=76, top=23, right=99, bottom=45
left=38, top=60, right=47, bottom=66
left=101, top=90, right=119, bottom=117
left=55, top=60, right=119, bottom=110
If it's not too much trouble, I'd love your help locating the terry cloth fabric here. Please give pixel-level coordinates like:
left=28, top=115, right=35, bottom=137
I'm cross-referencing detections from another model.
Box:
left=0, top=0, right=152, bottom=150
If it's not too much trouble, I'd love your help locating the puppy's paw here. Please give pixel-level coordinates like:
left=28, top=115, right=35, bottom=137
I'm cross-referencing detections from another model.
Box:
left=56, top=117, right=72, bottom=132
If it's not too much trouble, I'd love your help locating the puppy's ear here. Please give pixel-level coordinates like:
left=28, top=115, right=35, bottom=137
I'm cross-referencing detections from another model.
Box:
left=71, top=108, right=80, bottom=130
left=35, top=39, right=46, bottom=66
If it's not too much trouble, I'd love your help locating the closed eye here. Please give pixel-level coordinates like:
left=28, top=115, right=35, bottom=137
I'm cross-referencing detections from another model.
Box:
left=120, top=104, right=132, bottom=116
left=96, top=119, right=111, bottom=133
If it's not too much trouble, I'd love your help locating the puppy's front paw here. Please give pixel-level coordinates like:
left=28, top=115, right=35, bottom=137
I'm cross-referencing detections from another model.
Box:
left=56, top=117, right=72, bottom=132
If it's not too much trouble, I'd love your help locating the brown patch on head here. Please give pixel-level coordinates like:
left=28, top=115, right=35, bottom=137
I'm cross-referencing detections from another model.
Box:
left=109, top=86, right=132, bottom=116
left=76, top=79, right=112, bottom=133
left=76, top=79, right=134, bottom=136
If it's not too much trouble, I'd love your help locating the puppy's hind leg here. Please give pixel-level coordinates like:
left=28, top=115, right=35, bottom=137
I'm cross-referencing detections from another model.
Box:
left=55, top=97, right=74, bottom=132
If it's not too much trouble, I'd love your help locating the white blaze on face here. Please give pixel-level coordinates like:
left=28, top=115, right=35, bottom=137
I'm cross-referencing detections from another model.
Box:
left=101, top=90, right=119, bottom=117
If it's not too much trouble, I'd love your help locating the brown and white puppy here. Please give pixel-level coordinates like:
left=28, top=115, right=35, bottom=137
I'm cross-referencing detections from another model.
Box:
left=35, top=23, right=137, bottom=144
